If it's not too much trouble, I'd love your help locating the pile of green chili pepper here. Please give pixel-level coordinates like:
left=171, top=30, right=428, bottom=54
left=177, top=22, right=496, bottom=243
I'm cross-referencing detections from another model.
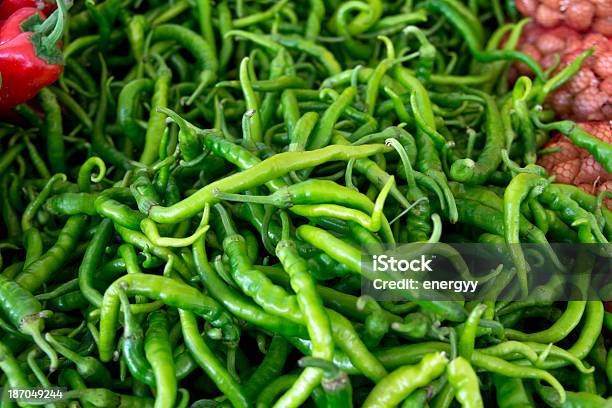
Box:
left=0, top=0, right=611, bottom=407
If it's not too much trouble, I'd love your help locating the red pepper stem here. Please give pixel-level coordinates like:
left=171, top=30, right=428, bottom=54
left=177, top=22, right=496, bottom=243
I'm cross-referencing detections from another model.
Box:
left=36, top=12, right=58, bottom=34
left=42, top=0, right=67, bottom=49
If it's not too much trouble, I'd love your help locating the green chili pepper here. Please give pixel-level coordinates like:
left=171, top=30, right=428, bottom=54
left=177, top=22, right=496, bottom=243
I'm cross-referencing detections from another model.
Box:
left=299, top=357, right=353, bottom=408
left=447, top=357, right=483, bottom=408
left=450, top=89, right=504, bottom=185
left=532, top=116, right=612, bottom=173
left=273, top=211, right=333, bottom=407
left=193, top=235, right=306, bottom=338
left=99, top=274, right=239, bottom=362
left=144, top=310, right=176, bottom=408
left=139, top=62, right=172, bottom=166
left=16, top=215, right=87, bottom=293
left=242, top=336, right=290, bottom=399
left=492, top=374, right=533, bottom=408
left=424, top=0, right=546, bottom=81
left=148, top=143, right=389, bottom=224
left=38, top=88, right=66, bottom=174
left=503, top=173, right=550, bottom=295
left=362, top=352, right=448, bottom=408
left=0, top=275, right=58, bottom=372
left=179, top=309, right=249, bottom=408
left=46, top=333, right=112, bottom=387
left=117, top=79, right=153, bottom=147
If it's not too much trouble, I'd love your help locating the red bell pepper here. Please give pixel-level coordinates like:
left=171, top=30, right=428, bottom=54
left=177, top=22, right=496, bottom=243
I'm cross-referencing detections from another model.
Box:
left=0, top=0, right=56, bottom=20
left=0, top=7, right=44, bottom=43
left=0, top=0, right=65, bottom=111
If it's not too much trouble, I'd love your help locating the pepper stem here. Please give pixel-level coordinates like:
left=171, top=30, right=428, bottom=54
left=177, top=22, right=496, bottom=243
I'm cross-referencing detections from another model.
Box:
left=158, top=107, right=198, bottom=134
left=26, top=325, right=59, bottom=373
left=213, top=188, right=291, bottom=208
left=117, top=287, right=140, bottom=338
left=279, top=211, right=291, bottom=242
left=27, top=349, right=53, bottom=387
left=298, top=357, right=340, bottom=380
left=388, top=197, right=427, bottom=226
left=45, top=332, right=87, bottom=367
left=186, top=70, right=217, bottom=106
left=141, top=214, right=210, bottom=248
left=213, top=204, right=238, bottom=236
left=370, top=175, right=394, bottom=231
left=42, top=0, right=68, bottom=49
left=386, top=137, right=417, bottom=189
left=213, top=190, right=274, bottom=205
left=427, top=214, right=442, bottom=243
